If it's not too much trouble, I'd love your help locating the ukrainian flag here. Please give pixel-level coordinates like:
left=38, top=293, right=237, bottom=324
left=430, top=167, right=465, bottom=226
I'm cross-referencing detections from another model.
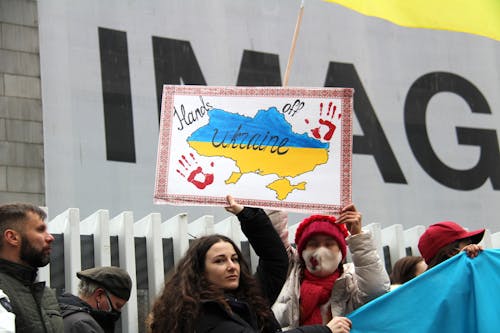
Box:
left=324, top=0, right=500, bottom=41
left=348, top=249, right=500, bottom=333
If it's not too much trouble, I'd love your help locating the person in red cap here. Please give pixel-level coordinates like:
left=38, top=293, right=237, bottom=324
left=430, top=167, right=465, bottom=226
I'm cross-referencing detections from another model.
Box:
left=418, top=221, right=485, bottom=269
left=272, top=204, right=390, bottom=330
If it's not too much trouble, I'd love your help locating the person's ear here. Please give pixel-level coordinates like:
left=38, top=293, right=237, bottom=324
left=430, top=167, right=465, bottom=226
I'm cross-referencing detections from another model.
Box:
left=95, top=288, right=106, bottom=298
left=93, top=288, right=105, bottom=308
left=4, top=229, right=21, bottom=247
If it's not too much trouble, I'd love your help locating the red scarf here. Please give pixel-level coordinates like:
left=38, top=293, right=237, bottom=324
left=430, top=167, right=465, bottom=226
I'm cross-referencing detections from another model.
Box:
left=299, top=269, right=339, bottom=325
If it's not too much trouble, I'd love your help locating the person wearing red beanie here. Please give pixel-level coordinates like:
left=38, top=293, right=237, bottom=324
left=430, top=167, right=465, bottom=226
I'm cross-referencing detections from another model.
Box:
left=418, top=221, right=485, bottom=269
left=272, top=204, right=390, bottom=330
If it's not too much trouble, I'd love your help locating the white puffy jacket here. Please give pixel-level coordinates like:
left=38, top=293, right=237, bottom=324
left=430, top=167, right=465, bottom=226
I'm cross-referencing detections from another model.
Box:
left=272, top=232, right=390, bottom=330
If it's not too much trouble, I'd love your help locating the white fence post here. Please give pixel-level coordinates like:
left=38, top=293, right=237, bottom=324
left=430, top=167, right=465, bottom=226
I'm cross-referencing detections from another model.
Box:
left=363, top=223, right=383, bottom=265
left=188, top=215, right=215, bottom=238
left=403, top=225, right=425, bottom=257
left=381, top=224, right=406, bottom=266
left=134, top=213, right=164, bottom=305
left=48, top=208, right=81, bottom=295
left=162, top=213, right=189, bottom=266
left=80, top=209, right=111, bottom=267
left=110, top=212, right=138, bottom=333
left=491, top=231, right=500, bottom=248
left=480, top=229, right=492, bottom=248
left=215, top=215, right=241, bottom=243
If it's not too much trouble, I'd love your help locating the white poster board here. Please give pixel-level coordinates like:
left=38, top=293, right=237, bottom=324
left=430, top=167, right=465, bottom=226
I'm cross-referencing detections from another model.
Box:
left=155, top=85, right=353, bottom=214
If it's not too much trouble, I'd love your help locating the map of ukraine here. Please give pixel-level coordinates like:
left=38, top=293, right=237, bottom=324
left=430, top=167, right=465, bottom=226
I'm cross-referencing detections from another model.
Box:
left=187, top=107, right=330, bottom=200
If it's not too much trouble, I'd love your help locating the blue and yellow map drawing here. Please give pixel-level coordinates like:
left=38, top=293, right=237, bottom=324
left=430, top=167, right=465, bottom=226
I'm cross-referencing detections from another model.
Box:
left=186, top=107, right=330, bottom=200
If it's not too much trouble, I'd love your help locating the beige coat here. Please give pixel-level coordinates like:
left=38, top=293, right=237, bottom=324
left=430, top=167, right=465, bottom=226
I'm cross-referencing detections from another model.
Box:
left=271, top=232, right=390, bottom=330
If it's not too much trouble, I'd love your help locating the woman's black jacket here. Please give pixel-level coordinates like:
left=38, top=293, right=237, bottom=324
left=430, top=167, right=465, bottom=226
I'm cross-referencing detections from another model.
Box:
left=194, top=207, right=331, bottom=333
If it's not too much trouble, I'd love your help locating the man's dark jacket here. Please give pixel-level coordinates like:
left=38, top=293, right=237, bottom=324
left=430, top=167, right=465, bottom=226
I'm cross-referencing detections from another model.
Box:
left=0, top=258, right=63, bottom=333
left=58, top=292, right=105, bottom=333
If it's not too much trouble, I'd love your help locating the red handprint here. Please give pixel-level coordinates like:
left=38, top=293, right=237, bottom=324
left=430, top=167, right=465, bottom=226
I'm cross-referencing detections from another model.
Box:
left=176, top=153, right=214, bottom=190
left=305, top=101, right=341, bottom=141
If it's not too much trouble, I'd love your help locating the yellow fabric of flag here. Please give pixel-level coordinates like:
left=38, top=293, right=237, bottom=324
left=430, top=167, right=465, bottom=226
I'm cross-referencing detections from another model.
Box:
left=324, top=0, right=500, bottom=41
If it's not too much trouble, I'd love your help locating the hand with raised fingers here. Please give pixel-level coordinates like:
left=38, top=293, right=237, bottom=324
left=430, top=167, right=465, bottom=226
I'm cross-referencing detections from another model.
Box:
left=326, top=316, right=352, bottom=333
left=336, top=204, right=362, bottom=235
left=224, top=195, right=244, bottom=215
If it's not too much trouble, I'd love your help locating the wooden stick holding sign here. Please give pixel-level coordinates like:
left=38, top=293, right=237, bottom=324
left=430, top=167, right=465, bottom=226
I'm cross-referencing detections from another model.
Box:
left=283, top=0, right=305, bottom=87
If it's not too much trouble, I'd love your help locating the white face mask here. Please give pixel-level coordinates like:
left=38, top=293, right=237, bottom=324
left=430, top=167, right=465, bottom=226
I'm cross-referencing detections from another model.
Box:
left=302, top=246, right=342, bottom=277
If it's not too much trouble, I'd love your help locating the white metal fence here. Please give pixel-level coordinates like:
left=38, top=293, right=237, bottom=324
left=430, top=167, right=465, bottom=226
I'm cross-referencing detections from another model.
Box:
left=39, top=208, right=500, bottom=333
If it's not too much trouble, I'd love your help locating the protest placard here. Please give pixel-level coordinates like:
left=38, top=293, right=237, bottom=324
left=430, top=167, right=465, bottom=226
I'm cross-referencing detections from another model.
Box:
left=154, top=85, right=353, bottom=214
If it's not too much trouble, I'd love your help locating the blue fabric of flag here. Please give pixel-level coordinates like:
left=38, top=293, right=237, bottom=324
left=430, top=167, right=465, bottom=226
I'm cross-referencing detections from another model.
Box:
left=347, top=249, right=500, bottom=333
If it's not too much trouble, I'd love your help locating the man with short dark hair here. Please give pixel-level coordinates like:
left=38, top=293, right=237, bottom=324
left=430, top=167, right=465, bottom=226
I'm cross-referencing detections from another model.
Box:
left=58, top=266, right=132, bottom=333
left=0, top=203, right=63, bottom=333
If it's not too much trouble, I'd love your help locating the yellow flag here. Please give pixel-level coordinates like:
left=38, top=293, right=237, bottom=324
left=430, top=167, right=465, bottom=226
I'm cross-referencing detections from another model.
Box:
left=323, top=0, right=500, bottom=41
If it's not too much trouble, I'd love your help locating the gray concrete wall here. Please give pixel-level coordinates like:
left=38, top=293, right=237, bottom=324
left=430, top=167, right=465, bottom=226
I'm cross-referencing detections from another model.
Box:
left=0, top=0, right=44, bottom=204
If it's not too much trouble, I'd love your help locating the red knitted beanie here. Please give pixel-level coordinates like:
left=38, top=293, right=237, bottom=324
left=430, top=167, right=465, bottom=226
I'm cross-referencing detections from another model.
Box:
left=295, top=215, right=349, bottom=259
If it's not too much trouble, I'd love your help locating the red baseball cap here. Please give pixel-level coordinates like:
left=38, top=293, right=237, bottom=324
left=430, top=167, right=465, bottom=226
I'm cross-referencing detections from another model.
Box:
left=418, top=221, right=485, bottom=264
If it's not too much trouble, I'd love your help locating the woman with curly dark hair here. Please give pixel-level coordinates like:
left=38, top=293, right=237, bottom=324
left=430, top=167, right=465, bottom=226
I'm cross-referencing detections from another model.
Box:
left=147, top=195, right=351, bottom=333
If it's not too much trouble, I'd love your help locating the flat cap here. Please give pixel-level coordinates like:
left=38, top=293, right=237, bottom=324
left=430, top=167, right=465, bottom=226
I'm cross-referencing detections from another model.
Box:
left=77, top=266, right=132, bottom=301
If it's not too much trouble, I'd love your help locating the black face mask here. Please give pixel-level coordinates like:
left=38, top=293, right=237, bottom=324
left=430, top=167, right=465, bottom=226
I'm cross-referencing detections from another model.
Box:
left=90, top=308, right=121, bottom=333
left=90, top=291, right=122, bottom=333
